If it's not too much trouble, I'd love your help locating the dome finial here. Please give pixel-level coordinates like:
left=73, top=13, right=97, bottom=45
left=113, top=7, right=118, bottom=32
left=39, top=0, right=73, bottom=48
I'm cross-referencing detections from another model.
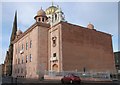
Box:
left=87, top=22, right=94, bottom=29
left=41, top=6, right=42, bottom=10
left=52, top=0, right=54, bottom=6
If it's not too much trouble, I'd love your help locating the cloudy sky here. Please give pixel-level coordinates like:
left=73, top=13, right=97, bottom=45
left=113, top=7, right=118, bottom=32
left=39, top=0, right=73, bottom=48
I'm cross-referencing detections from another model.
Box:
left=0, top=1, right=119, bottom=64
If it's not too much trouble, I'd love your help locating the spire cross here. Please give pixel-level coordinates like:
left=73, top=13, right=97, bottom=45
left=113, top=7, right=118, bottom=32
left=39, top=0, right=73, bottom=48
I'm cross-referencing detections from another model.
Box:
left=89, top=22, right=91, bottom=24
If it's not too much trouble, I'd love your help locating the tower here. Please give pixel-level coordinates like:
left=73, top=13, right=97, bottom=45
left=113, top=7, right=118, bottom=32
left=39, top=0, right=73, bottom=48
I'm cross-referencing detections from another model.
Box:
left=34, top=7, right=48, bottom=23
left=45, top=4, right=65, bottom=26
left=5, top=11, right=17, bottom=76
left=10, top=11, right=17, bottom=42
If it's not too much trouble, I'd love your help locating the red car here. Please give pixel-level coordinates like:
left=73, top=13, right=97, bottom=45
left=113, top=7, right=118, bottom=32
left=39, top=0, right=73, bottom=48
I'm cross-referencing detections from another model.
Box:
left=61, top=74, right=81, bottom=84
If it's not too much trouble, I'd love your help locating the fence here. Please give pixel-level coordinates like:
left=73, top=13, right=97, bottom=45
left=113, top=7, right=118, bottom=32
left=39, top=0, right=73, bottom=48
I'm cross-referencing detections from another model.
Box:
left=44, top=70, right=111, bottom=80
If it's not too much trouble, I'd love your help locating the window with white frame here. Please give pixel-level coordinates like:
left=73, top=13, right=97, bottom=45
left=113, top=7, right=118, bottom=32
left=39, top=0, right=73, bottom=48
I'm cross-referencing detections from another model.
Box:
left=30, top=54, right=32, bottom=62
left=26, top=42, right=28, bottom=50
left=21, top=57, right=24, bottom=64
left=30, top=40, right=32, bottom=48
left=18, top=58, right=20, bottom=64
left=52, top=36, right=57, bottom=47
left=26, top=55, right=28, bottom=63
left=22, top=44, right=24, bottom=50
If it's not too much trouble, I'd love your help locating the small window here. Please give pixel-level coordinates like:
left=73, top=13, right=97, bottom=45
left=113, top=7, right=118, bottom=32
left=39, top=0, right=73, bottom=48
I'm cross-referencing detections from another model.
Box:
left=30, top=40, right=32, bottom=48
left=16, top=48, right=17, bottom=54
left=18, top=68, right=19, bottom=73
left=15, top=69, right=17, bottom=73
left=22, top=44, right=24, bottom=50
left=18, top=58, right=20, bottom=64
left=16, top=59, right=17, bottom=64
left=42, top=17, right=44, bottom=22
left=38, top=18, right=41, bottom=21
left=21, top=68, right=23, bottom=73
left=53, top=53, right=56, bottom=57
left=30, top=54, right=32, bottom=62
left=52, top=15, right=54, bottom=22
left=26, top=55, right=28, bottom=63
left=117, top=60, right=119, bottom=63
left=52, top=37, right=57, bottom=47
left=18, top=47, right=20, bottom=53
left=55, top=13, right=57, bottom=20
left=53, top=40, right=55, bottom=44
left=26, top=42, right=28, bottom=50
left=21, top=57, right=24, bottom=64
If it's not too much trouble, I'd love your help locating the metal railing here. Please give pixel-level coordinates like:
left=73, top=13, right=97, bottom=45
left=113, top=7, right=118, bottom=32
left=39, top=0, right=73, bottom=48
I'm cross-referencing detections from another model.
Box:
left=45, top=70, right=111, bottom=80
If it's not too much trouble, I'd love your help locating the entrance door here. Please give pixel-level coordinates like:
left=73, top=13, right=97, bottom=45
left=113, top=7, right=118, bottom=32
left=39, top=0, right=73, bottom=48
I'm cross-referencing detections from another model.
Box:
left=52, top=64, right=58, bottom=72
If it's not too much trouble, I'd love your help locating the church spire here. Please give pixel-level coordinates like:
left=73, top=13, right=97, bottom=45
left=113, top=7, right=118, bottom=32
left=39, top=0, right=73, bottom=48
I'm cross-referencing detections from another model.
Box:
left=10, top=11, right=17, bottom=42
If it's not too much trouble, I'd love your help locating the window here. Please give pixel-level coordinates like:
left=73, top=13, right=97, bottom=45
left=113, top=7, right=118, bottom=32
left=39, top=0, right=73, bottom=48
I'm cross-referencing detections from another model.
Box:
left=55, top=13, right=57, bottom=20
left=26, top=42, right=28, bottom=50
left=18, top=68, right=19, bottom=73
left=18, top=47, right=20, bottom=53
left=53, top=40, right=56, bottom=44
left=30, top=40, right=32, bottom=48
left=42, top=17, right=44, bottom=22
left=16, top=59, right=17, bottom=64
left=18, top=58, right=20, bottom=64
left=16, top=48, right=17, bottom=54
left=53, top=53, right=56, bottom=57
left=22, top=44, right=24, bottom=50
left=21, top=68, right=23, bottom=73
left=38, top=18, right=41, bottom=21
left=52, top=15, right=54, bottom=22
left=30, top=54, right=32, bottom=62
left=21, top=57, right=24, bottom=64
left=52, top=37, right=57, bottom=47
left=117, top=60, right=119, bottom=63
left=15, top=69, right=17, bottom=73
left=26, top=55, right=28, bottom=63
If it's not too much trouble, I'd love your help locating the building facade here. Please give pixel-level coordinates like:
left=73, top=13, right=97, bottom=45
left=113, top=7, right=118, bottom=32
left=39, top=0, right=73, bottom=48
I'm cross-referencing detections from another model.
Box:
left=12, top=4, right=116, bottom=79
left=114, top=51, right=120, bottom=73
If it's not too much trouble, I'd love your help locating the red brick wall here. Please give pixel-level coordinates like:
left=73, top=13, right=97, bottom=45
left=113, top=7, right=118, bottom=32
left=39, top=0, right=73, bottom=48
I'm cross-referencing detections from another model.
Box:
left=61, top=22, right=116, bottom=73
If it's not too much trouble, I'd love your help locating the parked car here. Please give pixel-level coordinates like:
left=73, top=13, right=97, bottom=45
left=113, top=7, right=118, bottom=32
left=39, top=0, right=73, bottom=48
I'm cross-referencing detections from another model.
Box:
left=61, top=74, right=81, bottom=84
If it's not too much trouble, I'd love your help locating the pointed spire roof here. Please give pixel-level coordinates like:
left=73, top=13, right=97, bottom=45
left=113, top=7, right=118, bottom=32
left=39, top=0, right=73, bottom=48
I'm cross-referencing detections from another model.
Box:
left=10, top=11, right=17, bottom=42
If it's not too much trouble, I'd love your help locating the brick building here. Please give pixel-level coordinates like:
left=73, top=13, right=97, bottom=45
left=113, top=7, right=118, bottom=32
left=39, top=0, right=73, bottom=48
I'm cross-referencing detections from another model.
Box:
left=11, top=4, right=116, bottom=79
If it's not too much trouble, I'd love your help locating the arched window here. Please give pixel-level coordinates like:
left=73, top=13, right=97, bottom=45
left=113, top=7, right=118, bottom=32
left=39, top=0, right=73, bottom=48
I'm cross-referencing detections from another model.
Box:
left=38, top=18, right=41, bottom=22
left=52, top=64, right=58, bottom=72
left=55, top=13, right=57, bottom=20
left=42, top=17, right=44, bottom=22
left=52, top=36, right=57, bottom=47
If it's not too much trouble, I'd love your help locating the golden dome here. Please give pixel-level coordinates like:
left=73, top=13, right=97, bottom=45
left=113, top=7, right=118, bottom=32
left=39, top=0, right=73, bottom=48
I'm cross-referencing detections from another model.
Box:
left=87, top=23, right=94, bottom=29
left=45, top=6, right=58, bottom=15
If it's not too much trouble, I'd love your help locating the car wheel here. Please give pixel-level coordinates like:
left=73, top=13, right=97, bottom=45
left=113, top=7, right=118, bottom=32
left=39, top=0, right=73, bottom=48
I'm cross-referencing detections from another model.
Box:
left=70, top=80, right=73, bottom=84
left=61, top=79, right=64, bottom=84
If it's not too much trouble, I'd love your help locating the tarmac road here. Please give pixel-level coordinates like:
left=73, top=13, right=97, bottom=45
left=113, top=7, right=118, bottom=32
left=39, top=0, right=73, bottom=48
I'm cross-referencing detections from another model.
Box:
left=2, top=76, right=120, bottom=85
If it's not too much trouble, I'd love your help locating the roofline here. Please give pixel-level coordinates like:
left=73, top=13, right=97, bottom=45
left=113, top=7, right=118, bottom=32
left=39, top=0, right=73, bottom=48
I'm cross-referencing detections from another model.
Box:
left=12, top=22, right=50, bottom=44
left=50, top=21, right=112, bottom=36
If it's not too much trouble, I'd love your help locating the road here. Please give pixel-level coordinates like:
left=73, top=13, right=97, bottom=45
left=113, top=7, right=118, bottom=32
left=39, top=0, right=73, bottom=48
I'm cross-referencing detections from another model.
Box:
left=1, top=76, right=120, bottom=85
